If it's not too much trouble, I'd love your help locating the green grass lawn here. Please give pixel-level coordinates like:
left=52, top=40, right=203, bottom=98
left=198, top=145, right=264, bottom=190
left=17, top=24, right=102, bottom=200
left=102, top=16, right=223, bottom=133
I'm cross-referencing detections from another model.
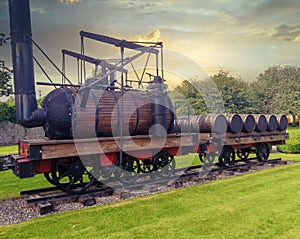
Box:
left=0, top=145, right=18, bottom=155
left=0, top=171, right=51, bottom=200
left=0, top=153, right=299, bottom=239
left=0, top=145, right=51, bottom=199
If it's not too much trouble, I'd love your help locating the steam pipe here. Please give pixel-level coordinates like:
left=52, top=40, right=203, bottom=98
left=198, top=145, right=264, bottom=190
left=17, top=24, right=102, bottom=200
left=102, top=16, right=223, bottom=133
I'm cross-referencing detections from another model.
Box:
left=9, top=0, right=45, bottom=127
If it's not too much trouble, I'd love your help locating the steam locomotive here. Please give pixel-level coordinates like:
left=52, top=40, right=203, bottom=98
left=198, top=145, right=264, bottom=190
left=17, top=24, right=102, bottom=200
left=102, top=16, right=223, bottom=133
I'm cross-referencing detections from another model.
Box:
left=2, top=0, right=288, bottom=194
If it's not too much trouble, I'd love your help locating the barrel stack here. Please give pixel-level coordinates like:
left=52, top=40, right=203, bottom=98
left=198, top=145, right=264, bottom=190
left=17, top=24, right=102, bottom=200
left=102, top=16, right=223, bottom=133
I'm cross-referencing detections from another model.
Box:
left=174, top=113, right=288, bottom=135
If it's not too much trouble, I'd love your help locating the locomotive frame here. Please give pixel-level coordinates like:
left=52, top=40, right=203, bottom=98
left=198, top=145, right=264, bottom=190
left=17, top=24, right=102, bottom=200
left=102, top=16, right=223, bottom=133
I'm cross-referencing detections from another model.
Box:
left=9, top=129, right=288, bottom=193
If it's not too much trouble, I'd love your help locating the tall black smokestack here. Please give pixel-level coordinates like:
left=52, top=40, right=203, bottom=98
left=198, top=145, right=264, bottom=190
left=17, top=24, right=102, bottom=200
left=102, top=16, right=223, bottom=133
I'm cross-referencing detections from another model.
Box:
left=9, top=0, right=45, bottom=127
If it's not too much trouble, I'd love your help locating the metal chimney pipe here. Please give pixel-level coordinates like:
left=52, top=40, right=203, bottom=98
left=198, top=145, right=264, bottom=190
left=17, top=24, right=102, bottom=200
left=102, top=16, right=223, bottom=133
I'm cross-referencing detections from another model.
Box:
left=9, top=0, right=45, bottom=127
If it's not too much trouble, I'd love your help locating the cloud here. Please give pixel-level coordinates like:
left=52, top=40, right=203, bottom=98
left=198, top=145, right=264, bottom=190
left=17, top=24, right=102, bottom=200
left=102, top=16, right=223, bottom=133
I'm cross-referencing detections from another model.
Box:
left=30, top=7, right=45, bottom=14
left=272, top=24, right=300, bottom=41
left=295, top=35, right=300, bottom=42
left=58, top=0, right=81, bottom=4
left=135, top=29, right=161, bottom=42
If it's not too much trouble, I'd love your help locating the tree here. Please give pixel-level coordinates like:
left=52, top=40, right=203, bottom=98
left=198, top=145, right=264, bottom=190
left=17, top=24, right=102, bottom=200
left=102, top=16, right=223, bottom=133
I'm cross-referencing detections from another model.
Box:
left=0, top=33, right=12, bottom=97
left=0, top=61, right=13, bottom=97
left=173, top=79, right=208, bottom=115
left=174, top=71, right=256, bottom=114
left=0, top=98, right=16, bottom=122
left=0, top=33, right=10, bottom=46
left=252, top=65, right=300, bottom=115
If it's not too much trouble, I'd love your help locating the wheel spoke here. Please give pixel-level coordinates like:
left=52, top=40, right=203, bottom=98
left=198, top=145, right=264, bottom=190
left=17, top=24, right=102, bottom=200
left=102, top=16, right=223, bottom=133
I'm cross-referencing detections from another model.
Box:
left=219, top=146, right=235, bottom=167
left=153, top=151, right=175, bottom=178
left=66, top=177, right=76, bottom=190
left=116, top=155, right=140, bottom=184
left=57, top=170, right=70, bottom=180
left=256, top=143, right=269, bottom=162
left=51, top=158, right=97, bottom=194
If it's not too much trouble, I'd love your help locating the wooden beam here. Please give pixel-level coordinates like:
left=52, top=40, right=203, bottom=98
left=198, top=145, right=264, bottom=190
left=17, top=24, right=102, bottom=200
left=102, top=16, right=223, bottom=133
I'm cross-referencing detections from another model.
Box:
left=24, top=133, right=204, bottom=160
left=20, top=131, right=288, bottom=160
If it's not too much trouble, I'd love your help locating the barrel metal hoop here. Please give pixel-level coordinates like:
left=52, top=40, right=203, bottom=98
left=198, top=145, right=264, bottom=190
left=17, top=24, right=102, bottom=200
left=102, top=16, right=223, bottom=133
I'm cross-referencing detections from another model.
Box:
left=127, top=91, right=139, bottom=135
left=111, top=91, right=121, bottom=135
left=166, top=96, right=175, bottom=133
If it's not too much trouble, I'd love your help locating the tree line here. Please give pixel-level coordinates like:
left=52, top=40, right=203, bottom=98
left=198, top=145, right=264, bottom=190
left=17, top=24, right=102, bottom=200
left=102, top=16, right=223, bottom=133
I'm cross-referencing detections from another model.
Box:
left=1, top=65, right=300, bottom=123
left=173, top=66, right=300, bottom=117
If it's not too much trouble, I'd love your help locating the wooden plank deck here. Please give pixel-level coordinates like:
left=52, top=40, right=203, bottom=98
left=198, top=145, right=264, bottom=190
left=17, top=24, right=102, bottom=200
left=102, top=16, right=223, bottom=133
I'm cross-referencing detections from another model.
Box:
left=19, top=131, right=288, bottom=160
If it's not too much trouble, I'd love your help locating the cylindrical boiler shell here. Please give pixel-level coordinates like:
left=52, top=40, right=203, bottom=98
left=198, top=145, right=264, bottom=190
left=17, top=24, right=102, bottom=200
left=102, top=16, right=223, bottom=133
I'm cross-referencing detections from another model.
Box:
left=73, top=89, right=174, bottom=138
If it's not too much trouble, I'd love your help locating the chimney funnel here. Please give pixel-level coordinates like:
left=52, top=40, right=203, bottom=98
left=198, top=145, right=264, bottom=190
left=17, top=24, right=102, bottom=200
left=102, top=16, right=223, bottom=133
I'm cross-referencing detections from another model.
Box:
left=9, top=0, right=45, bottom=127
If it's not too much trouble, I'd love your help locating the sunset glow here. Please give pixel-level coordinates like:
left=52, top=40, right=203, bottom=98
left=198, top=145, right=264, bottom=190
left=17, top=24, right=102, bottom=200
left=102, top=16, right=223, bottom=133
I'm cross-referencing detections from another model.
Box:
left=0, top=0, right=299, bottom=95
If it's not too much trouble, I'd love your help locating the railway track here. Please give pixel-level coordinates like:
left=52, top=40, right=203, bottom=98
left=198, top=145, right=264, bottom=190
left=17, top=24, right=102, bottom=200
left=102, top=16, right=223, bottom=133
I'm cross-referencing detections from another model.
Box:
left=19, top=157, right=289, bottom=214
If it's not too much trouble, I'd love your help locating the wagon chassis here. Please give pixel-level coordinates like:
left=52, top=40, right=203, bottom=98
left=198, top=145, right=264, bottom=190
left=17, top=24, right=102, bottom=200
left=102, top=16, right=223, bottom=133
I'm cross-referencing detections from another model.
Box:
left=3, top=130, right=287, bottom=194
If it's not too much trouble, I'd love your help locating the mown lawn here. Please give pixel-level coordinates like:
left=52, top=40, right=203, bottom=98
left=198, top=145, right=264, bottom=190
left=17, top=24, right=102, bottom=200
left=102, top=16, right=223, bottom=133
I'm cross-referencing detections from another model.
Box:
left=0, top=145, right=51, bottom=199
left=0, top=171, right=51, bottom=200
left=0, top=145, right=18, bottom=155
left=0, top=153, right=299, bottom=239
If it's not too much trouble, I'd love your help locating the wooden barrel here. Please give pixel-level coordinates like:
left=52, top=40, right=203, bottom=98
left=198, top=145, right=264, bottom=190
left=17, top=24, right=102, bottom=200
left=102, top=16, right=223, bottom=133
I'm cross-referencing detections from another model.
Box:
left=287, top=114, right=294, bottom=124
left=73, top=89, right=174, bottom=138
left=253, top=114, right=267, bottom=132
left=173, top=117, right=189, bottom=133
left=191, top=114, right=227, bottom=134
left=174, top=114, right=227, bottom=135
left=226, top=114, right=243, bottom=133
left=240, top=114, right=255, bottom=133
left=266, top=114, right=278, bottom=131
left=276, top=114, right=288, bottom=131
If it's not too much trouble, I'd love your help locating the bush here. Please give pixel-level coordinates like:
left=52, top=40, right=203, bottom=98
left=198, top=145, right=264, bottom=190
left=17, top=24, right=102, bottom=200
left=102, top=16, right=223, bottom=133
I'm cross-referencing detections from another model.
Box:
left=277, top=144, right=300, bottom=154
left=0, top=100, right=16, bottom=123
left=277, top=126, right=300, bottom=153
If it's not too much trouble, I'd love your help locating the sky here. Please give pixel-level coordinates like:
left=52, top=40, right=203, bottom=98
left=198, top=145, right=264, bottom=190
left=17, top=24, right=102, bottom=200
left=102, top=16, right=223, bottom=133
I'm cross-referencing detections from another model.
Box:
left=0, top=0, right=300, bottom=95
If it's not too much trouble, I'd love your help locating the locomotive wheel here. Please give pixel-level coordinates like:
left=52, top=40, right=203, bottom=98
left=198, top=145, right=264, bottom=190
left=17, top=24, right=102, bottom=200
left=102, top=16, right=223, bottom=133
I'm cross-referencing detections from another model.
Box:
left=236, top=148, right=250, bottom=162
left=199, top=152, right=205, bottom=163
left=198, top=144, right=207, bottom=163
left=116, top=155, right=140, bottom=184
left=140, top=158, right=154, bottom=173
left=51, top=158, right=97, bottom=194
left=202, top=152, right=216, bottom=167
left=100, top=166, right=115, bottom=179
left=153, top=151, right=175, bottom=178
left=256, top=143, right=270, bottom=162
left=44, top=172, right=56, bottom=186
left=219, top=146, right=235, bottom=167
